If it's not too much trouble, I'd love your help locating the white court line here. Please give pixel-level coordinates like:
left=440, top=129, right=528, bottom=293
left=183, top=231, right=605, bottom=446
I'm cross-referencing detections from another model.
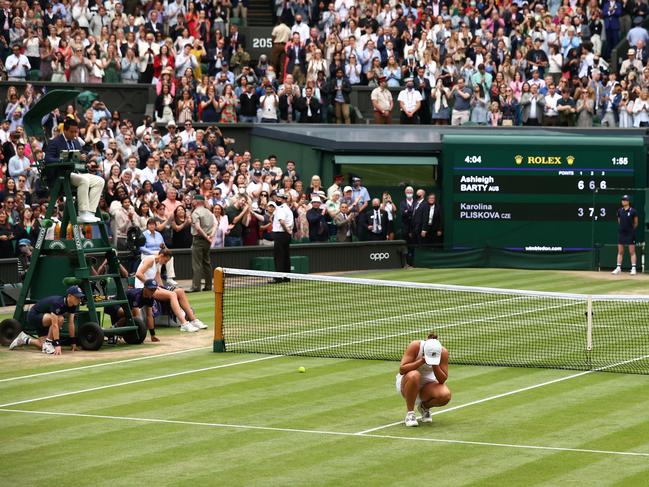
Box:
left=355, top=353, right=649, bottom=435
left=0, top=295, right=528, bottom=384
left=0, top=355, right=279, bottom=408
left=0, top=301, right=581, bottom=408
left=0, top=408, right=647, bottom=458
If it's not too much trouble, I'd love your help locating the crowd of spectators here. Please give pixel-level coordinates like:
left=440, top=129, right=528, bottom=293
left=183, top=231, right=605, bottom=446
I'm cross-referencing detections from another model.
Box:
left=2, top=0, right=649, bottom=260
left=0, top=0, right=649, bottom=126
left=0, top=95, right=409, bottom=261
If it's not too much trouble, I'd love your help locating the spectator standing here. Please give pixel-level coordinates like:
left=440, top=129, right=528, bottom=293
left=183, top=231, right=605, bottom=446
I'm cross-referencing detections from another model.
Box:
left=470, top=85, right=489, bottom=125
left=5, top=45, right=30, bottom=81
left=189, top=195, right=214, bottom=292
left=225, top=196, right=248, bottom=246
left=334, top=202, right=355, bottom=242
left=500, top=87, right=519, bottom=126
left=8, top=143, right=31, bottom=180
left=210, top=204, right=229, bottom=248
left=366, top=198, right=388, bottom=241
left=488, top=101, right=503, bottom=126
left=239, top=82, right=259, bottom=122
left=431, top=79, right=451, bottom=125
left=297, top=86, right=321, bottom=123
left=603, top=0, right=623, bottom=56
left=450, top=78, right=472, bottom=126
left=398, top=78, right=422, bottom=124
left=0, top=209, right=15, bottom=258
left=259, top=84, right=279, bottom=123
left=543, top=83, right=561, bottom=126
left=219, top=84, right=239, bottom=123
left=371, top=75, right=393, bottom=124
left=632, top=88, right=649, bottom=126
left=557, top=90, right=577, bottom=126
left=271, top=20, right=291, bottom=79
left=576, top=89, right=596, bottom=127
left=619, top=90, right=635, bottom=127
left=326, top=68, right=352, bottom=124
left=520, top=84, right=545, bottom=126
left=306, top=197, right=329, bottom=242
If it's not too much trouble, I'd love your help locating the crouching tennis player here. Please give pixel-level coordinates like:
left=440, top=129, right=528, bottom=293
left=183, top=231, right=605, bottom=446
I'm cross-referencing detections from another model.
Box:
left=397, top=333, right=451, bottom=427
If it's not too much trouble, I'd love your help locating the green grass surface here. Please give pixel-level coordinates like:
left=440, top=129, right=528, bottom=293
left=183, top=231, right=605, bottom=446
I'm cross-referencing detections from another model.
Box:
left=1, top=269, right=649, bottom=486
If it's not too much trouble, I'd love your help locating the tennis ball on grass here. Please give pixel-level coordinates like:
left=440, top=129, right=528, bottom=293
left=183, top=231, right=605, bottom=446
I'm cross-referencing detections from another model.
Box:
left=298, top=366, right=306, bottom=373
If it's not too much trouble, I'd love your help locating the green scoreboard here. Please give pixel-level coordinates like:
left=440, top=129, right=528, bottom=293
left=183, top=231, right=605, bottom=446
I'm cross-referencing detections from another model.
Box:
left=443, top=134, right=647, bottom=250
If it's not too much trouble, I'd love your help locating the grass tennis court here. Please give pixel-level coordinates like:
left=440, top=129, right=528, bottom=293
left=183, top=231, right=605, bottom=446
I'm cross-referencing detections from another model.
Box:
left=1, top=268, right=649, bottom=486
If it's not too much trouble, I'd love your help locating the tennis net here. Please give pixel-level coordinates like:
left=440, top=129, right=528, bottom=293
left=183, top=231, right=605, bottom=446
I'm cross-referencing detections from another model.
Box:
left=216, top=268, right=649, bottom=374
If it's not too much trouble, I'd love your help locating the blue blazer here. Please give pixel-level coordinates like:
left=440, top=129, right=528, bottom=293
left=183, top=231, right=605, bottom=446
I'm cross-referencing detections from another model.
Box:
left=44, top=135, right=82, bottom=164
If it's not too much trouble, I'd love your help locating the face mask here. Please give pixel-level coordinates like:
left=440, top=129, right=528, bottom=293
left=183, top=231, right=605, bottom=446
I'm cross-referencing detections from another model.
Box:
left=373, top=205, right=380, bottom=210
left=407, top=84, right=414, bottom=90
left=405, top=192, right=413, bottom=199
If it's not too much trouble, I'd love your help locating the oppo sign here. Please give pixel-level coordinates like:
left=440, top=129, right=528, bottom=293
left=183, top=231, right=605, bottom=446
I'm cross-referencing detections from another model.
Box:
left=369, top=252, right=391, bottom=261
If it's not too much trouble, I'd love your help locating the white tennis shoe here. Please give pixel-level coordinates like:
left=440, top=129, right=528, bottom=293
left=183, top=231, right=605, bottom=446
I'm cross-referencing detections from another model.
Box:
left=180, top=322, right=199, bottom=333
left=42, top=341, right=55, bottom=354
left=9, top=331, right=29, bottom=350
left=405, top=411, right=418, bottom=427
left=611, top=267, right=621, bottom=275
left=418, top=404, right=432, bottom=423
left=191, top=319, right=208, bottom=330
left=630, top=268, right=637, bottom=275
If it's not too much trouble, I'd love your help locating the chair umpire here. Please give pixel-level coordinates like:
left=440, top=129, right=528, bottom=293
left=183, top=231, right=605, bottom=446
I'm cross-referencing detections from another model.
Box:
left=272, top=191, right=294, bottom=280
left=44, top=118, right=105, bottom=223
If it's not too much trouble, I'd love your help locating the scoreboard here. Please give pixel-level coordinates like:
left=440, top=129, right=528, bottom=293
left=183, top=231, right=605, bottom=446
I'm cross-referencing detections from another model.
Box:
left=443, top=134, right=646, bottom=250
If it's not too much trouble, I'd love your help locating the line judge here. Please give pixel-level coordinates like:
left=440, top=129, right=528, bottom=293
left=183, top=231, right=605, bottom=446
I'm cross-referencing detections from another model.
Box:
left=272, top=190, right=294, bottom=282
left=612, top=194, right=639, bottom=275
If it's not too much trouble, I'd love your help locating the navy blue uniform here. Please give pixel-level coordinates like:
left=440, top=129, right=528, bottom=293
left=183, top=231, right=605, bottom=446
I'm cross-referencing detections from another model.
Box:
left=27, top=296, right=79, bottom=337
left=617, top=207, right=638, bottom=245
left=105, top=288, right=154, bottom=324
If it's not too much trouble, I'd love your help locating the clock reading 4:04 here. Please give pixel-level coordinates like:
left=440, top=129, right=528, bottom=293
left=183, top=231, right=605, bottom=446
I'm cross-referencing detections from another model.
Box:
left=464, top=156, right=482, bottom=163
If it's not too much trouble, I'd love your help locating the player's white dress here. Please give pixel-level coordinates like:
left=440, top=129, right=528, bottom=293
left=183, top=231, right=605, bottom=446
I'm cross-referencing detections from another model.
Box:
left=395, top=340, right=439, bottom=396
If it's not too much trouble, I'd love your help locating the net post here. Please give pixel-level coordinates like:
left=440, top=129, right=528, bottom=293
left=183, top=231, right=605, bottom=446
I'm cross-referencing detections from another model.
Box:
left=213, top=267, right=226, bottom=353
left=586, top=296, right=593, bottom=352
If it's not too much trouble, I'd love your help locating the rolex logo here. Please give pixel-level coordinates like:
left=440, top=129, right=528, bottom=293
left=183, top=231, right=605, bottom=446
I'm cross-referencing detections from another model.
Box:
left=566, top=155, right=575, bottom=165
left=514, top=155, right=523, bottom=165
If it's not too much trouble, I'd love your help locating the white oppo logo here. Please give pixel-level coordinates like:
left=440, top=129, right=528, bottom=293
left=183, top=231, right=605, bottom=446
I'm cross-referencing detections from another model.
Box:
left=370, top=252, right=390, bottom=261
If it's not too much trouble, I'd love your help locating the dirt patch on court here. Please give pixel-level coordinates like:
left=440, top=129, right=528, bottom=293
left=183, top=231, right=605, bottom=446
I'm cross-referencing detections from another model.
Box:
left=0, top=330, right=213, bottom=368
left=561, top=270, right=649, bottom=284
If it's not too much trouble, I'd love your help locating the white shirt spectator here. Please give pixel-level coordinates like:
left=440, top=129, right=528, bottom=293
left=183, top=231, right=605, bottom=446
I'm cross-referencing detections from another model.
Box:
left=5, top=52, right=31, bottom=80
left=72, top=0, right=92, bottom=29
left=397, top=88, right=423, bottom=113
left=165, top=0, right=185, bottom=29
left=632, top=97, right=649, bottom=127
left=180, top=128, right=196, bottom=146
left=140, top=166, right=158, bottom=184
left=260, top=94, right=279, bottom=121
left=544, top=92, right=562, bottom=117
left=175, top=50, right=197, bottom=77
left=291, top=20, right=309, bottom=43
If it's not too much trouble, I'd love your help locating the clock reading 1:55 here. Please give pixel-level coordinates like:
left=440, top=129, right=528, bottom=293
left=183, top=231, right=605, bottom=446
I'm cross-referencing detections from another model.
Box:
left=611, top=157, right=629, bottom=165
